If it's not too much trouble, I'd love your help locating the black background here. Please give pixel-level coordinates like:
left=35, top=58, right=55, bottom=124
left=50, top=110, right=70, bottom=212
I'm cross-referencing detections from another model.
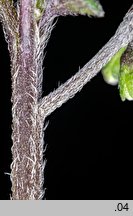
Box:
left=0, top=1, right=133, bottom=200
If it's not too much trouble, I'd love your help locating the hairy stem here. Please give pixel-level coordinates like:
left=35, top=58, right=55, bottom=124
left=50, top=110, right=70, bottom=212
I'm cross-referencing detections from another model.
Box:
left=10, top=0, right=57, bottom=200
left=39, top=5, right=133, bottom=119
left=0, top=0, right=18, bottom=62
left=11, top=0, right=45, bottom=200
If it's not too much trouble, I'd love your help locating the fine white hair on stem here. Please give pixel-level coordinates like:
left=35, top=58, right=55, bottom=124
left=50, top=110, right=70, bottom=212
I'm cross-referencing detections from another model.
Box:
left=38, top=4, right=133, bottom=119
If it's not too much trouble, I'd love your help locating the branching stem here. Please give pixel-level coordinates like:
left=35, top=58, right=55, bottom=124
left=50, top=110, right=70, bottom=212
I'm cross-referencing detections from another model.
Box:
left=0, top=0, right=133, bottom=200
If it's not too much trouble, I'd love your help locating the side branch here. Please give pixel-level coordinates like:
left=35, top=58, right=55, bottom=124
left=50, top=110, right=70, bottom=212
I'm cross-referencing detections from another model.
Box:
left=38, top=5, right=133, bottom=118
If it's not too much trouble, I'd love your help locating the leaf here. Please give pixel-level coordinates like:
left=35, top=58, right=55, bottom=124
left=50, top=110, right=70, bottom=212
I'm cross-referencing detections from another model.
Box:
left=102, top=47, right=126, bottom=85
left=119, top=44, right=133, bottom=101
left=56, top=0, right=104, bottom=17
left=35, top=0, right=45, bottom=21
left=119, top=66, right=133, bottom=101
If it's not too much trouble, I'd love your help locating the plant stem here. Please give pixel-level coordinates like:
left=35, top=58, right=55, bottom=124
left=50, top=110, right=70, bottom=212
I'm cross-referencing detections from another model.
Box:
left=39, top=5, right=133, bottom=118
left=10, top=0, right=45, bottom=199
left=10, top=0, right=57, bottom=200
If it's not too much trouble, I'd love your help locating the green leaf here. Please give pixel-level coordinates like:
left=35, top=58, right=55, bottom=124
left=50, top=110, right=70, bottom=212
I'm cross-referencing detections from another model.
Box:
left=57, top=0, right=104, bottom=17
left=35, top=0, right=45, bottom=21
left=119, top=44, right=133, bottom=101
left=102, top=47, right=126, bottom=85
left=119, top=65, right=133, bottom=101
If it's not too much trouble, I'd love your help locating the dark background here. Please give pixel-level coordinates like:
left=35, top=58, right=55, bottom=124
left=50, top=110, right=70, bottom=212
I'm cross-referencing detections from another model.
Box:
left=0, top=1, right=133, bottom=200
